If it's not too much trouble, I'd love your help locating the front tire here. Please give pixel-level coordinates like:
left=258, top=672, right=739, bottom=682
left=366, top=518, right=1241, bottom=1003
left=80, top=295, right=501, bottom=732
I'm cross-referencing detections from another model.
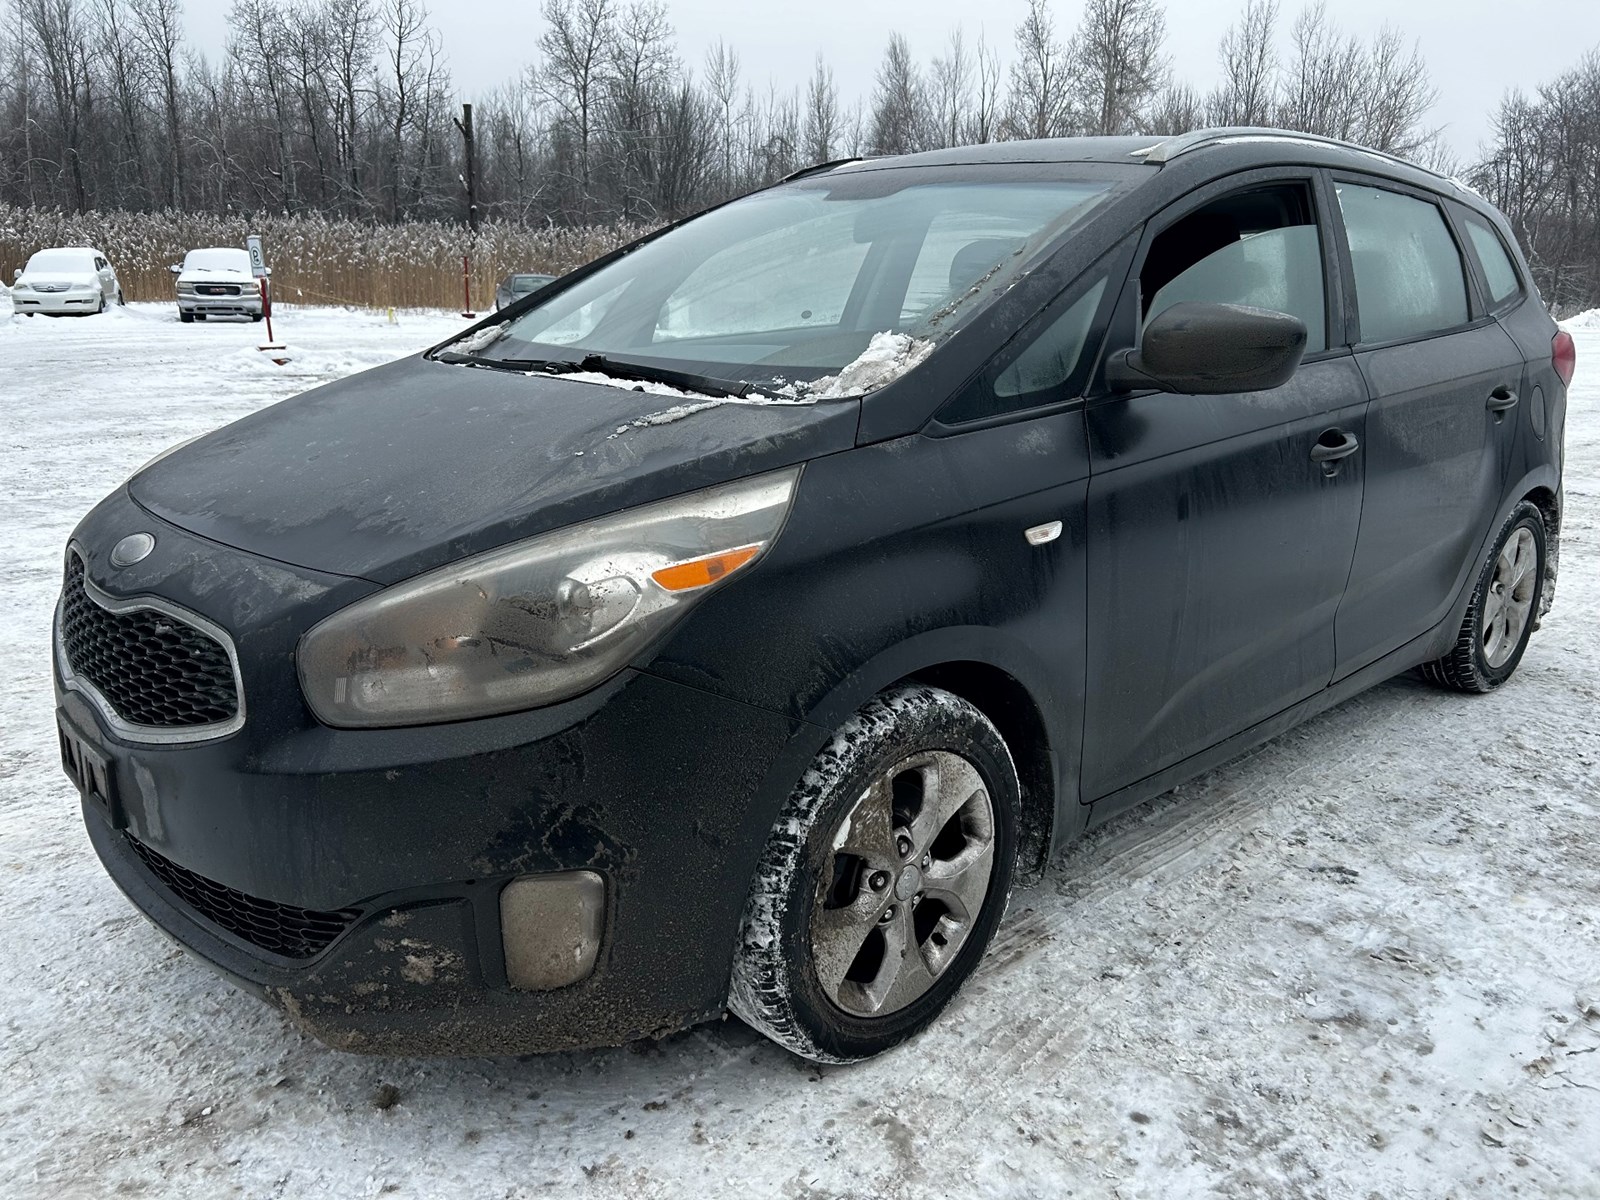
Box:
left=730, top=685, right=1019, bottom=1063
left=178, top=309, right=194, bottom=324
left=1420, top=500, right=1546, bottom=693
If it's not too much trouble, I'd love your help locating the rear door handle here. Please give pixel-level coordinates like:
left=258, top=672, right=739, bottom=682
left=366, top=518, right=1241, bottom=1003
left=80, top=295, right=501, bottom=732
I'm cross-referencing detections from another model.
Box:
left=1487, top=386, right=1519, bottom=413
left=1310, top=428, right=1359, bottom=475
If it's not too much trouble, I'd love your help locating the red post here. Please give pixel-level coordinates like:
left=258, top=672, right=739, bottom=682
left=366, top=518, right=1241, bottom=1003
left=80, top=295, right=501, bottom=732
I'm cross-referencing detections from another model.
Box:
left=263, top=275, right=275, bottom=344
left=461, top=254, right=475, bottom=318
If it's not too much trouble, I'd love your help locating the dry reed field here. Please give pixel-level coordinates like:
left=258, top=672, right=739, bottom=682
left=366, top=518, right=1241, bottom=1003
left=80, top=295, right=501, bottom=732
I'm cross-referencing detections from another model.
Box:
left=0, top=205, right=651, bottom=310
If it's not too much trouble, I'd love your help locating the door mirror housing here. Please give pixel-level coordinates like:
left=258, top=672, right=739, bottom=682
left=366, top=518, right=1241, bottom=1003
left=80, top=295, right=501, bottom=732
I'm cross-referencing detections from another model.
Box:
left=1106, top=302, right=1308, bottom=395
left=168, top=263, right=182, bottom=274
left=10, top=268, right=19, bottom=283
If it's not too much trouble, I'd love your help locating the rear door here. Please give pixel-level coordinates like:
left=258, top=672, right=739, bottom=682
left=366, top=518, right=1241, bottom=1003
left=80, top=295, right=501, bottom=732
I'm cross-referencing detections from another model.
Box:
left=1081, top=171, right=1368, bottom=802
left=1328, top=176, right=1525, bottom=678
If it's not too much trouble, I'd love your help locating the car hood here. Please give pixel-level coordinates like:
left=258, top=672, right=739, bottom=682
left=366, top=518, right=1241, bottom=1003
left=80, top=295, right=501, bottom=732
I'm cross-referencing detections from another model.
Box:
left=22, top=272, right=99, bottom=287
left=178, top=269, right=254, bottom=284
left=128, top=354, right=860, bottom=584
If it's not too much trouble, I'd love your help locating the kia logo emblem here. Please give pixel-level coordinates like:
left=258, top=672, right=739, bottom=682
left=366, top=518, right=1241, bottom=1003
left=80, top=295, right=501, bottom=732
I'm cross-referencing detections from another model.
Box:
left=109, top=533, right=156, bottom=568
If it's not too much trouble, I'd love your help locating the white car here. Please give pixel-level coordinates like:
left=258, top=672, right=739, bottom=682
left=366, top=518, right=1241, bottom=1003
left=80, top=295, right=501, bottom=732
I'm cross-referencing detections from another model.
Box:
left=10, top=247, right=124, bottom=316
left=171, top=247, right=264, bottom=323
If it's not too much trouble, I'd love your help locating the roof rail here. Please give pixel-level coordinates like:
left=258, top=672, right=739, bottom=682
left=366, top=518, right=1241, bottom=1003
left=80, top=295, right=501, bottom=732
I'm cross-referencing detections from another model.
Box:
left=780, top=157, right=870, bottom=183
left=1130, top=127, right=1450, bottom=184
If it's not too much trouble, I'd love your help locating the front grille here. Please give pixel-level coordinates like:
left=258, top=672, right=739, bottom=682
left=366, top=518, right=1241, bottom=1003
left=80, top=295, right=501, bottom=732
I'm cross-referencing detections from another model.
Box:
left=126, top=836, right=360, bottom=959
left=60, top=553, right=239, bottom=730
left=195, top=284, right=241, bottom=296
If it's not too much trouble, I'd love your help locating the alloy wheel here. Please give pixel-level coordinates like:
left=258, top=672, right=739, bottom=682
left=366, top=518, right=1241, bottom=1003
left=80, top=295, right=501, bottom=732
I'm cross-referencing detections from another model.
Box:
left=1481, top=526, right=1537, bottom=668
left=809, top=750, right=996, bottom=1019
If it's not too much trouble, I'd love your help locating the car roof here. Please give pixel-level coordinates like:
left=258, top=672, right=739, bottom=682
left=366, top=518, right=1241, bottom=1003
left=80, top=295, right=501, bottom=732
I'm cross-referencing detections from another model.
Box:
left=822, top=126, right=1474, bottom=205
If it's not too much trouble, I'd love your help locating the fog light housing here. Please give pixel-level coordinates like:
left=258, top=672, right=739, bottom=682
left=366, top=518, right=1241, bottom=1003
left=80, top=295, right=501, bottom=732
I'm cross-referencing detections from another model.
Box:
left=499, top=871, right=604, bottom=991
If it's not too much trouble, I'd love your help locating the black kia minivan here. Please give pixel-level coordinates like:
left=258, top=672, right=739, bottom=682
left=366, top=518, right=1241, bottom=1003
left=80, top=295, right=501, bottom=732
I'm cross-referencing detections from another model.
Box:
left=56, top=129, right=1571, bottom=1063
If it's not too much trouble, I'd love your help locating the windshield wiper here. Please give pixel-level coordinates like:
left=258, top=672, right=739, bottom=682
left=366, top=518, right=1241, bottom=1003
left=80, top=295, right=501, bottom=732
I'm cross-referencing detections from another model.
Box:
left=436, top=349, right=754, bottom=399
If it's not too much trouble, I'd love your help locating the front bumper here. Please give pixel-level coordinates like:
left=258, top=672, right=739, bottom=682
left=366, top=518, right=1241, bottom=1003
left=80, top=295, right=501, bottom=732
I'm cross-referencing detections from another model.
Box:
left=59, top=494, right=815, bottom=1054
left=14, top=289, right=101, bottom=313
left=178, top=293, right=262, bottom=316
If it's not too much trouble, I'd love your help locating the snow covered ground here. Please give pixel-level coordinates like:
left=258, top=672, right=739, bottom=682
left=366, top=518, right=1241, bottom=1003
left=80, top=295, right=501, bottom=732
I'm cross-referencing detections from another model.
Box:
left=1, top=300, right=1597, bottom=1199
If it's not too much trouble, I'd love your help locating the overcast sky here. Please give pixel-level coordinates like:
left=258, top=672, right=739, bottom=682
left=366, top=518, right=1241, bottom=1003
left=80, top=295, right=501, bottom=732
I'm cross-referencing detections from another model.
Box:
left=183, top=0, right=1599, bottom=161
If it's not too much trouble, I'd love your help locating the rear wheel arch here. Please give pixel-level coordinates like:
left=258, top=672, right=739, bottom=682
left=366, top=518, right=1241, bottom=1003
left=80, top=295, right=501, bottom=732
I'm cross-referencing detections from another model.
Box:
left=1521, top=483, right=1561, bottom=628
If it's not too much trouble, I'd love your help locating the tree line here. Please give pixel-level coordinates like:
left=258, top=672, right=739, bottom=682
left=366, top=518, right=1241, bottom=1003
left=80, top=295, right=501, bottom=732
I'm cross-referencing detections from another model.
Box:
left=1, top=0, right=1597, bottom=310
left=1471, top=52, right=1600, bottom=314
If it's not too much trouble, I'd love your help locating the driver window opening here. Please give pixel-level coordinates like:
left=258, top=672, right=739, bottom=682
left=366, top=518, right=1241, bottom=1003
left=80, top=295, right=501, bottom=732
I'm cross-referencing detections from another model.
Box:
left=1140, top=183, right=1327, bottom=354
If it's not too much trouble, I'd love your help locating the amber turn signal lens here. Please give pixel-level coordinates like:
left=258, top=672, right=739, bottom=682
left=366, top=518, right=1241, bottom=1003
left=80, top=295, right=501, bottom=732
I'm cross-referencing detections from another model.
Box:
left=651, top=545, right=762, bottom=592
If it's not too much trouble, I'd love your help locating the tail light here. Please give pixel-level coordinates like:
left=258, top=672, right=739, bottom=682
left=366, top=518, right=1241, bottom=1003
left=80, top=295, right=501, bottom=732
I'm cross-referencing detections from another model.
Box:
left=1553, top=330, right=1576, bottom=388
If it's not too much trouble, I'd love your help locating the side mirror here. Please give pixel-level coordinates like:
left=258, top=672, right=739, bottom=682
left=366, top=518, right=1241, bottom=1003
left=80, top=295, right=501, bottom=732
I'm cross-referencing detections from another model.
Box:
left=10, top=268, right=19, bottom=283
left=265, top=266, right=272, bottom=276
left=1106, top=302, right=1307, bottom=395
left=168, top=263, right=181, bottom=274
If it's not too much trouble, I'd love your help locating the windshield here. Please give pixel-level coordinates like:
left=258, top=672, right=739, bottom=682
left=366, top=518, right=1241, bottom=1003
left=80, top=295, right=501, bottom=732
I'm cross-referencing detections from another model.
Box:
left=512, top=275, right=552, bottom=292
left=184, top=248, right=250, bottom=273
left=26, top=249, right=96, bottom=274
left=467, top=165, right=1133, bottom=390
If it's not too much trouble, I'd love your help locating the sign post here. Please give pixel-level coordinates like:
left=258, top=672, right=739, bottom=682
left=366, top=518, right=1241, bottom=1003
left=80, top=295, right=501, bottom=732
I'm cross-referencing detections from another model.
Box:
left=248, top=234, right=286, bottom=361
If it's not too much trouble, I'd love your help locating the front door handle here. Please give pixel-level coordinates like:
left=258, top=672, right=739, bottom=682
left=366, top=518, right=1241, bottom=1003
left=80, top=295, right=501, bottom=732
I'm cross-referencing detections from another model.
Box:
left=1311, top=428, right=1359, bottom=476
left=1487, top=385, right=1519, bottom=414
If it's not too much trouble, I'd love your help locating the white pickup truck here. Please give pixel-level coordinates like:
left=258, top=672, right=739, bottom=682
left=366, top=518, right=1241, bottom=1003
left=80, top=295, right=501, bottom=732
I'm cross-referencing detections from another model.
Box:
left=171, top=247, right=264, bottom=323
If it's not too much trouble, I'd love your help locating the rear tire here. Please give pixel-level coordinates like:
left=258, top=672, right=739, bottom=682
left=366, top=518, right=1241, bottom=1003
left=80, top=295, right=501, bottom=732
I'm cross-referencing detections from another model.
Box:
left=1420, top=500, right=1546, bottom=693
left=730, top=685, right=1019, bottom=1063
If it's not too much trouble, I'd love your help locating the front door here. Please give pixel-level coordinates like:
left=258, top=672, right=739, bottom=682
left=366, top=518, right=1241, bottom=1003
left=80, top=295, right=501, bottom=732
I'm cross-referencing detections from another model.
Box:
left=1081, top=175, right=1368, bottom=802
left=1328, top=177, right=1526, bottom=678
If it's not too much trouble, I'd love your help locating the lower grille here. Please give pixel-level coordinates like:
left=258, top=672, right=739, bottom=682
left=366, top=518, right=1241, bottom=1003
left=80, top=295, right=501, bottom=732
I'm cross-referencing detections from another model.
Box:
left=126, top=836, right=360, bottom=959
left=59, top=552, right=240, bottom=731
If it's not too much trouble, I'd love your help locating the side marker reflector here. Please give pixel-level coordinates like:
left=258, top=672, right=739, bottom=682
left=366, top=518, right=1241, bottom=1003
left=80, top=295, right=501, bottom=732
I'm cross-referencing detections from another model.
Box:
left=652, top=545, right=762, bottom=592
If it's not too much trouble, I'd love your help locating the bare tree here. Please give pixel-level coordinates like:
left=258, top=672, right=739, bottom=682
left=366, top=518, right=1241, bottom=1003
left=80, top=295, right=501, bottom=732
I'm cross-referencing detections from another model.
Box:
left=970, top=32, right=1003, bottom=144
left=1007, top=0, right=1074, bottom=139
left=22, top=0, right=95, bottom=211
left=1357, top=26, right=1438, bottom=154
left=803, top=54, right=839, bottom=163
left=91, top=0, right=153, bottom=206
left=869, top=32, right=927, bottom=156
left=1208, top=0, right=1277, bottom=127
left=704, top=37, right=739, bottom=192
left=1148, top=81, right=1204, bottom=135
left=129, top=0, right=184, bottom=208
left=929, top=28, right=972, bottom=150
left=536, top=0, right=612, bottom=221
left=1073, top=0, right=1168, bottom=136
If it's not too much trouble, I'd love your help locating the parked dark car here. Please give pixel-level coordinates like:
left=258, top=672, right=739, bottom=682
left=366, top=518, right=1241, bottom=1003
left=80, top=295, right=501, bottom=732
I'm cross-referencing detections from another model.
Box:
left=55, top=129, right=1571, bottom=1063
left=495, top=271, right=555, bottom=311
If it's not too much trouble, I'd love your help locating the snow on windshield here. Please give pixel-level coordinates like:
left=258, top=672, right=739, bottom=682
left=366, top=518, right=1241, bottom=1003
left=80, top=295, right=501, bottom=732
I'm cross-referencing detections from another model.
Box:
left=183, top=248, right=251, bottom=273
left=26, top=249, right=96, bottom=274
left=780, top=332, right=935, bottom=399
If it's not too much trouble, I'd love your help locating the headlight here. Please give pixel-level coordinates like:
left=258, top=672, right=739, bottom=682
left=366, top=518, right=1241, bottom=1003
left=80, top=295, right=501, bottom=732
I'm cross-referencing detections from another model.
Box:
left=297, top=467, right=800, bottom=727
left=176, top=282, right=196, bottom=294
left=12, top=282, right=32, bottom=293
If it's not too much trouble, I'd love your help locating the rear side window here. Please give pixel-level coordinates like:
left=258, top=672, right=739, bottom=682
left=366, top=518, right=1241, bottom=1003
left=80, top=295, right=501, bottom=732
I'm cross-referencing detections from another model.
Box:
left=1337, top=184, right=1469, bottom=343
left=1140, top=183, right=1327, bottom=354
left=1460, top=210, right=1522, bottom=307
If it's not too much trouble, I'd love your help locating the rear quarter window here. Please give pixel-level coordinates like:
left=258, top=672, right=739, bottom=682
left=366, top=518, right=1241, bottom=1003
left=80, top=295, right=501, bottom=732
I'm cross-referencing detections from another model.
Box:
left=1460, top=210, right=1523, bottom=308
